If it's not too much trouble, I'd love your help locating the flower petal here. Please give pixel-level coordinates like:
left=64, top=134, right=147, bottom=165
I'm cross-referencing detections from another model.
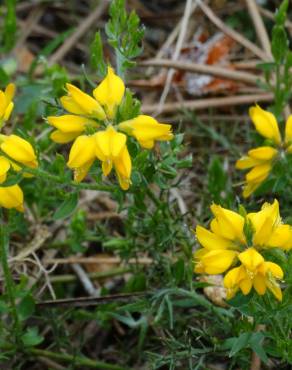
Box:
left=93, top=67, right=125, bottom=119
left=1, top=135, right=38, bottom=168
left=114, top=146, right=132, bottom=190
left=47, top=115, right=97, bottom=133
left=235, top=156, right=262, bottom=170
left=285, top=115, right=292, bottom=144
left=210, top=204, right=245, bottom=243
left=119, top=115, right=173, bottom=147
left=248, top=146, right=278, bottom=160
left=249, top=105, right=281, bottom=144
left=238, top=248, right=264, bottom=271
left=67, top=135, right=96, bottom=169
left=66, top=83, right=106, bottom=120
left=245, top=163, right=271, bottom=183
left=50, top=130, right=80, bottom=144
left=0, top=185, right=24, bottom=211
left=196, top=225, right=232, bottom=250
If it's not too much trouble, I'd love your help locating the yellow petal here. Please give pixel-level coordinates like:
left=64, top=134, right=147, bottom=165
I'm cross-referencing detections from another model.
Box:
left=248, top=146, right=278, bottom=160
left=67, top=135, right=96, bottom=169
left=223, top=266, right=242, bottom=288
left=119, top=115, right=173, bottom=146
left=245, top=163, right=271, bottom=183
left=196, top=225, right=232, bottom=250
left=73, top=160, right=94, bottom=182
left=5, top=83, right=15, bottom=102
left=95, top=126, right=126, bottom=161
left=1, top=135, right=38, bottom=168
left=0, top=156, right=11, bottom=181
left=285, top=115, right=292, bottom=144
left=210, top=204, right=245, bottom=243
left=3, top=102, right=14, bottom=121
left=268, top=224, right=292, bottom=250
left=253, top=274, right=267, bottom=295
left=267, top=282, right=282, bottom=301
left=66, top=83, right=106, bottom=120
left=60, top=95, right=88, bottom=115
left=50, top=130, right=80, bottom=144
left=235, top=156, right=262, bottom=170
left=47, top=115, right=97, bottom=133
left=238, top=248, right=264, bottom=271
left=239, top=277, right=253, bottom=295
left=249, top=105, right=281, bottom=144
left=248, top=199, right=280, bottom=240
left=199, top=249, right=238, bottom=274
left=242, top=182, right=261, bottom=198
left=0, top=185, right=24, bottom=211
left=93, top=66, right=125, bottom=119
left=114, top=146, right=132, bottom=190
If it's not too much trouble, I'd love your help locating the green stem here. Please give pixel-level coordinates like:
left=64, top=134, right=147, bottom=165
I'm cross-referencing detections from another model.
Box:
left=23, top=167, right=116, bottom=192
left=0, top=217, right=21, bottom=345
left=116, top=49, right=125, bottom=80
left=29, top=348, right=129, bottom=370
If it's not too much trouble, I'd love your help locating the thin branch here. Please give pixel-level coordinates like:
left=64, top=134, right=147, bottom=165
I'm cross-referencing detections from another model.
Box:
left=140, top=58, right=264, bottom=85
left=48, top=1, right=109, bottom=65
left=198, top=0, right=268, bottom=60
left=245, top=0, right=272, bottom=59
left=142, top=93, right=274, bottom=114
left=156, top=0, right=198, bottom=115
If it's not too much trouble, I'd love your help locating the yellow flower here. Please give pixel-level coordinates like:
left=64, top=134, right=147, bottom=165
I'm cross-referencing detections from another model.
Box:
left=247, top=199, right=292, bottom=251
left=95, top=126, right=131, bottom=190
left=0, top=185, right=24, bottom=212
left=236, top=146, right=278, bottom=198
left=93, top=66, right=125, bottom=119
left=224, top=248, right=283, bottom=301
left=0, top=83, right=15, bottom=125
left=67, top=135, right=97, bottom=182
left=0, top=134, right=38, bottom=168
left=194, top=200, right=290, bottom=301
left=194, top=204, right=246, bottom=275
left=249, top=105, right=281, bottom=144
left=119, top=115, right=173, bottom=149
left=48, top=67, right=173, bottom=189
left=0, top=155, right=24, bottom=211
left=237, top=105, right=292, bottom=197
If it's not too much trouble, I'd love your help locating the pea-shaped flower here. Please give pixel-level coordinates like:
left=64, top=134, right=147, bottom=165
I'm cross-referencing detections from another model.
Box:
left=194, top=200, right=292, bottom=301
left=236, top=105, right=292, bottom=197
left=47, top=67, right=173, bottom=189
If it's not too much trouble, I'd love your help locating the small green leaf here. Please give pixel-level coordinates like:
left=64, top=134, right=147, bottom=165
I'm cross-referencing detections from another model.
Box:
left=249, top=332, right=269, bottom=364
left=53, top=192, right=79, bottom=220
left=21, top=327, right=44, bottom=347
left=229, top=332, right=251, bottom=357
left=17, top=295, right=35, bottom=321
left=275, top=0, right=289, bottom=25
left=90, top=31, right=107, bottom=78
left=272, top=26, right=288, bottom=62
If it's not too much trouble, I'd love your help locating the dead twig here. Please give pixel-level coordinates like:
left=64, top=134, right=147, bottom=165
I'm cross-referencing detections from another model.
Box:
left=142, top=93, right=274, bottom=114
left=198, top=0, right=268, bottom=61
left=156, top=0, right=199, bottom=114
left=245, top=0, right=272, bottom=59
left=140, top=58, right=264, bottom=85
left=44, top=256, right=153, bottom=265
left=48, top=1, right=109, bottom=65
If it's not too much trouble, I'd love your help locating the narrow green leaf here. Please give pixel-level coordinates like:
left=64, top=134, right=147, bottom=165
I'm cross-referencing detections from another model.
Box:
left=53, top=192, right=79, bottom=220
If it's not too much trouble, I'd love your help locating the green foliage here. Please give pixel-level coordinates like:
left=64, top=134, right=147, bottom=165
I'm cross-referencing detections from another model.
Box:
left=0, top=1, right=292, bottom=369
left=105, top=0, right=145, bottom=77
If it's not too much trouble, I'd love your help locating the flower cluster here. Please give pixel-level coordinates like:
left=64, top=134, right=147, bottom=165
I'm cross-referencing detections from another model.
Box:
left=194, top=200, right=292, bottom=301
left=0, top=84, right=38, bottom=211
left=47, top=67, right=173, bottom=189
left=236, top=105, right=292, bottom=197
